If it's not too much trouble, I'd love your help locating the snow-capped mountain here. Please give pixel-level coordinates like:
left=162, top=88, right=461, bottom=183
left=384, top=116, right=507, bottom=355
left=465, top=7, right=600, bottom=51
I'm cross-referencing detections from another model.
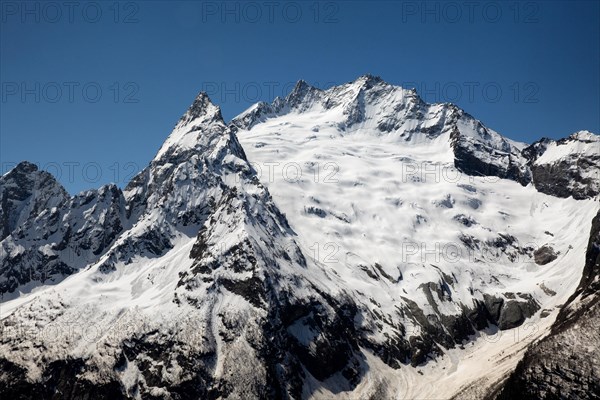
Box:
left=1, top=75, right=598, bottom=399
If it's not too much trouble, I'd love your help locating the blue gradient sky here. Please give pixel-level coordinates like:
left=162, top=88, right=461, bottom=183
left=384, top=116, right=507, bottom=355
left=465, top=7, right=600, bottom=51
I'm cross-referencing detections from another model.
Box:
left=1, top=1, right=599, bottom=194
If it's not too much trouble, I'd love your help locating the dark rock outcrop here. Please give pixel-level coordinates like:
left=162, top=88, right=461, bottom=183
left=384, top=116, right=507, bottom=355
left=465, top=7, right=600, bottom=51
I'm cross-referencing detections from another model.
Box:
left=534, top=245, right=558, bottom=265
left=525, top=133, right=600, bottom=200
left=0, top=178, right=127, bottom=296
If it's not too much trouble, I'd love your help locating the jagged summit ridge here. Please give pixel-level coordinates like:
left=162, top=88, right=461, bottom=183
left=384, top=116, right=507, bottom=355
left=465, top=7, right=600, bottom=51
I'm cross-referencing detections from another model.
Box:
left=178, top=91, right=224, bottom=125
left=0, top=161, right=69, bottom=242
left=5, top=160, right=39, bottom=174
left=569, top=129, right=598, bottom=142
left=232, top=76, right=599, bottom=197
left=154, top=91, right=229, bottom=161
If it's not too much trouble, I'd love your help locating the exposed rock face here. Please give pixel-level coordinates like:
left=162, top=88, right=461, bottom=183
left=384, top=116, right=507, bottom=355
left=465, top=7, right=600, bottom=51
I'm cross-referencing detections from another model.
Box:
left=497, top=295, right=540, bottom=330
left=453, top=129, right=600, bottom=199
left=450, top=124, right=530, bottom=185
left=0, top=166, right=127, bottom=295
left=534, top=245, right=558, bottom=265
left=0, top=161, right=68, bottom=241
left=493, top=210, right=600, bottom=400
left=525, top=132, right=600, bottom=200
left=480, top=293, right=540, bottom=330
left=0, top=358, right=126, bottom=400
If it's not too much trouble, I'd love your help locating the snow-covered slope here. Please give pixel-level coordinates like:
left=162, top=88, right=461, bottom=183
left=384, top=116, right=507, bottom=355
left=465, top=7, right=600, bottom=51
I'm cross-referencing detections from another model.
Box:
left=1, top=75, right=599, bottom=399
left=233, top=76, right=600, bottom=398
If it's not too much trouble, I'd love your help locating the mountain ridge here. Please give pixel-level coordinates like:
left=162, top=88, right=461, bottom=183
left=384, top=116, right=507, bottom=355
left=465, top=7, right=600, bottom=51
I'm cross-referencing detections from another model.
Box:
left=1, top=75, right=599, bottom=399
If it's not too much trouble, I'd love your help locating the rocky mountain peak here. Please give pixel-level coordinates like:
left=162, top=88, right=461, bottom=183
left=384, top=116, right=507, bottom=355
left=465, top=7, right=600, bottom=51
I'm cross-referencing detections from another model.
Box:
left=568, top=130, right=598, bottom=142
left=2, top=161, right=57, bottom=187
left=155, top=92, right=229, bottom=161
left=177, top=91, right=224, bottom=127
left=9, top=160, right=39, bottom=175
left=289, top=78, right=312, bottom=92
left=353, top=73, right=385, bottom=89
left=0, top=161, right=69, bottom=241
left=285, top=79, right=323, bottom=110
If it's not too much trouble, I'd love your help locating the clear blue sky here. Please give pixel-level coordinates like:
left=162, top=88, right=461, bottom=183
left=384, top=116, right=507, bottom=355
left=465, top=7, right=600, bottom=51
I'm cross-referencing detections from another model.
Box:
left=1, top=0, right=599, bottom=194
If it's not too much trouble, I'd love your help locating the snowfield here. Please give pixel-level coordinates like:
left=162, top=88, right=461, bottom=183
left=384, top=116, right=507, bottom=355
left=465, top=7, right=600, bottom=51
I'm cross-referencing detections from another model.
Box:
left=234, top=80, right=599, bottom=397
